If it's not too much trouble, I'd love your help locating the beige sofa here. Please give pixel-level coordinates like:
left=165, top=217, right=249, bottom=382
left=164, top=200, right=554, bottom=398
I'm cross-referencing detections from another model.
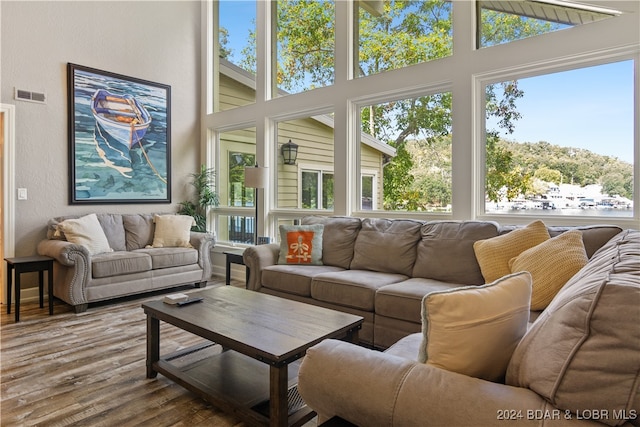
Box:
left=37, top=213, right=215, bottom=313
left=243, top=216, right=621, bottom=348
left=298, top=229, right=639, bottom=426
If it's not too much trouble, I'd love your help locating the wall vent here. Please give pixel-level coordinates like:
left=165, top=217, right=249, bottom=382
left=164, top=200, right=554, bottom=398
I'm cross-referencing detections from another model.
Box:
left=14, top=87, right=47, bottom=104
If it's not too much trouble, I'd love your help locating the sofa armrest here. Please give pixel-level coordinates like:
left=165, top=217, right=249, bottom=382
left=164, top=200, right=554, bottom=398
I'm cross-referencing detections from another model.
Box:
left=190, top=231, right=216, bottom=281
left=37, top=239, right=91, bottom=306
left=299, top=340, right=597, bottom=427
left=37, top=239, right=90, bottom=266
left=243, top=243, right=280, bottom=291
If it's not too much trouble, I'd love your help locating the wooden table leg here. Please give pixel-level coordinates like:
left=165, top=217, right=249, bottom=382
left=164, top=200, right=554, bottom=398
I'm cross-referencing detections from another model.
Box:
left=6, top=264, right=12, bottom=315
left=14, top=267, right=21, bottom=322
left=38, top=270, right=44, bottom=308
left=146, top=315, right=160, bottom=378
left=48, top=263, right=54, bottom=315
left=270, top=364, right=288, bottom=427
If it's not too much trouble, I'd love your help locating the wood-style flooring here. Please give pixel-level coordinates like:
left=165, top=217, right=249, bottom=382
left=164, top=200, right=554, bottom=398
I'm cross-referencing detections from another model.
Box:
left=0, top=277, right=318, bottom=426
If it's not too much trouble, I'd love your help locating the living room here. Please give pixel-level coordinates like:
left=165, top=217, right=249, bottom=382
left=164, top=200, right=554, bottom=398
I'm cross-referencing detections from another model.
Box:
left=1, top=1, right=639, bottom=426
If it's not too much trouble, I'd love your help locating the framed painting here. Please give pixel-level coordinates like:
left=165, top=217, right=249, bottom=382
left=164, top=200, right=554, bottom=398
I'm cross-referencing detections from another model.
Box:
left=67, top=63, right=171, bottom=204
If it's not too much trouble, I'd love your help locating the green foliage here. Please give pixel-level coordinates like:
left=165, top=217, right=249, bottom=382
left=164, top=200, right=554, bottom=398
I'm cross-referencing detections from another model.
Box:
left=534, top=167, right=563, bottom=185
left=485, top=132, right=532, bottom=202
left=177, top=165, right=219, bottom=233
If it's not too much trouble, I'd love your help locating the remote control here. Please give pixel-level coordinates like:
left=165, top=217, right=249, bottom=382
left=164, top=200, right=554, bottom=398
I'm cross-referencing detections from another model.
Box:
left=177, top=297, right=204, bottom=306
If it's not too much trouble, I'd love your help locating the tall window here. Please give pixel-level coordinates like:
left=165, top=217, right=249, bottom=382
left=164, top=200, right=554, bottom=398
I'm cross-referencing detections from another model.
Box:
left=484, top=61, right=634, bottom=218
left=216, top=1, right=256, bottom=111
left=274, top=0, right=335, bottom=96
left=359, top=91, right=453, bottom=212
left=356, top=0, right=452, bottom=78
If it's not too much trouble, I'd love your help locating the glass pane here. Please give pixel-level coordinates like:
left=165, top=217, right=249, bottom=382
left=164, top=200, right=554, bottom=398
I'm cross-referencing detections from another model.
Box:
left=360, top=92, right=452, bottom=212
left=217, top=214, right=254, bottom=244
left=219, top=127, right=256, bottom=208
left=217, top=0, right=256, bottom=110
left=274, top=0, right=335, bottom=96
left=302, top=171, right=319, bottom=209
left=322, top=173, right=334, bottom=209
left=356, top=0, right=452, bottom=78
left=276, top=115, right=335, bottom=209
left=484, top=61, right=634, bottom=218
left=478, top=0, right=619, bottom=48
left=362, top=175, right=374, bottom=210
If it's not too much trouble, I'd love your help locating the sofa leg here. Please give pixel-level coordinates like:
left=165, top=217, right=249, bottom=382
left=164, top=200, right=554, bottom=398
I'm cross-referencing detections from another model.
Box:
left=74, top=304, right=88, bottom=313
left=194, top=281, right=207, bottom=288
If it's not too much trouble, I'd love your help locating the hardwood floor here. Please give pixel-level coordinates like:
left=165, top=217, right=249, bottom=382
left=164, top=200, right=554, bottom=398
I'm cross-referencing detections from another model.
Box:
left=0, top=277, right=317, bottom=426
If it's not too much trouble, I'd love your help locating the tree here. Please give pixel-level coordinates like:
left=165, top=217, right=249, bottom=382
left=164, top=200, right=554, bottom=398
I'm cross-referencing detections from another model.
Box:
left=534, top=167, right=562, bottom=185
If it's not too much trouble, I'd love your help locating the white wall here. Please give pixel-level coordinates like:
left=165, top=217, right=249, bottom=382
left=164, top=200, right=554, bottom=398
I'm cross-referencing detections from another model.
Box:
left=1, top=1, right=203, bottom=289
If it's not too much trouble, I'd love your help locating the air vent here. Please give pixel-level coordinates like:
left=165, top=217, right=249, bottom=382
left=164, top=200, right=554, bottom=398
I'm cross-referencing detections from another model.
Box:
left=14, top=87, right=47, bottom=104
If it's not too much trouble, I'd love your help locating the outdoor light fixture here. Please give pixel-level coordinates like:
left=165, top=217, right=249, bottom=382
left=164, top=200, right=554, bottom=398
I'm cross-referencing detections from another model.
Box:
left=244, top=165, right=268, bottom=245
left=281, top=140, right=299, bottom=165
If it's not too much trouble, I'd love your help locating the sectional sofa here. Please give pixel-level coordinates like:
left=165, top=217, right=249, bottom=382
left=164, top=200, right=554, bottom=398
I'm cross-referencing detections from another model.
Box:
left=37, top=213, right=215, bottom=313
left=243, top=215, right=622, bottom=349
left=298, top=228, right=639, bottom=426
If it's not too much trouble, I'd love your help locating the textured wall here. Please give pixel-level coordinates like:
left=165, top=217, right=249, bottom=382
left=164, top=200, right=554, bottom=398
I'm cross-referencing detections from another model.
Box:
left=1, top=1, right=202, bottom=288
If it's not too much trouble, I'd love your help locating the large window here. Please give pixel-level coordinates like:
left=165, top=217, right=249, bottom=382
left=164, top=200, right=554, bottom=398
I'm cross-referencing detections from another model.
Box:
left=209, top=0, right=638, bottom=245
left=484, top=61, right=634, bottom=218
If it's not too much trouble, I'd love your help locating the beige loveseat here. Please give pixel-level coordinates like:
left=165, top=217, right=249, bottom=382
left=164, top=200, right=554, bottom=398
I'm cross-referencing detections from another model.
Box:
left=37, top=213, right=215, bottom=313
left=298, top=229, right=639, bottom=426
left=243, top=216, right=621, bottom=349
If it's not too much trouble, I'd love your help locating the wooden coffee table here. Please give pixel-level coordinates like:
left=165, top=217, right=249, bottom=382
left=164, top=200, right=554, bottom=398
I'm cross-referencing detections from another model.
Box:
left=142, top=286, right=363, bottom=427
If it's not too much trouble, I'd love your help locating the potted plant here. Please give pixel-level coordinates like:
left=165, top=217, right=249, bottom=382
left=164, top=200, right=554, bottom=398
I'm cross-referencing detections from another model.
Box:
left=177, top=165, right=219, bottom=232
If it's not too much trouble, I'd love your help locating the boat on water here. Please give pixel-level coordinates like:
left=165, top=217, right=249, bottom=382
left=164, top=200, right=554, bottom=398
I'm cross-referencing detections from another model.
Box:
left=91, top=89, right=151, bottom=148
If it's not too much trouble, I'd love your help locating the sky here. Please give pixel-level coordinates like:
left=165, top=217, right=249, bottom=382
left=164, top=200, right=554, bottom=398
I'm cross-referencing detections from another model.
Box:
left=219, top=1, right=635, bottom=162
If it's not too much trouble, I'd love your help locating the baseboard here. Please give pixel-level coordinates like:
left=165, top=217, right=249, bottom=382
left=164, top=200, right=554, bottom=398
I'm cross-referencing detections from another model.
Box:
left=0, top=286, right=44, bottom=305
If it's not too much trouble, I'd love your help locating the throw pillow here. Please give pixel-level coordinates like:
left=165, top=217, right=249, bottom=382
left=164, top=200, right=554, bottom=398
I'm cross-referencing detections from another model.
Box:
left=473, top=220, right=550, bottom=283
left=509, top=230, right=588, bottom=310
left=277, top=224, right=324, bottom=265
left=418, top=271, right=532, bottom=382
left=151, top=215, right=195, bottom=248
left=57, top=213, right=112, bottom=255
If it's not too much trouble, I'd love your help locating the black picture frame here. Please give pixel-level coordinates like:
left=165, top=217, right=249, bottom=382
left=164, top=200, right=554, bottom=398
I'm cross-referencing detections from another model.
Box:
left=67, top=63, right=171, bottom=204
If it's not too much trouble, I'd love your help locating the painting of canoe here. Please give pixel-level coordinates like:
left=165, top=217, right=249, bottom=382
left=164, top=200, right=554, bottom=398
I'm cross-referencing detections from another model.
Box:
left=91, top=89, right=152, bottom=148
left=68, top=63, right=171, bottom=204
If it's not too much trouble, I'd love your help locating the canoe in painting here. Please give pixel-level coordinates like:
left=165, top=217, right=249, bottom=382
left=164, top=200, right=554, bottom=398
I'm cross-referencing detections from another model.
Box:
left=90, top=89, right=151, bottom=148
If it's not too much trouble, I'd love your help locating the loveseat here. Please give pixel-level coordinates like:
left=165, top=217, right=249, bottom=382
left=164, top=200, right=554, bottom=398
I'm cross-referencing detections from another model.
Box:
left=298, top=229, right=639, bottom=426
left=37, top=213, right=215, bottom=313
left=243, top=216, right=622, bottom=348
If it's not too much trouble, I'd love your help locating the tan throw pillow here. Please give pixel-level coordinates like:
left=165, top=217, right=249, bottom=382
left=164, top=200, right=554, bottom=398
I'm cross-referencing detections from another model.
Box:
left=509, top=230, right=588, bottom=311
left=151, top=215, right=195, bottom=248
left=473, top=220, right=550, bottom=283
left=418, top=272, right=532, bottom=382
left=57, top=213, right=112, bottom=255
left=277, top=224, right=324, bottom=265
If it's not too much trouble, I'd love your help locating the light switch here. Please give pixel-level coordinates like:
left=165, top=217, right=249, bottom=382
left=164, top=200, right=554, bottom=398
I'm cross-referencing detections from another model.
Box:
left=17, top=188, right=27, bottom=200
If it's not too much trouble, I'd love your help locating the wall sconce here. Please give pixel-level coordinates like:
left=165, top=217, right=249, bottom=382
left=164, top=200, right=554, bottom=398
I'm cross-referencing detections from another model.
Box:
left=281, top=140, right=298, bottom=165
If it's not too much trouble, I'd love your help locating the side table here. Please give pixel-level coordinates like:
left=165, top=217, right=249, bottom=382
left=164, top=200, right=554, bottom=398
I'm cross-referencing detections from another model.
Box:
left=223, top=249, right=249, bottom=288
left=5, top=255, right=54, bottom=322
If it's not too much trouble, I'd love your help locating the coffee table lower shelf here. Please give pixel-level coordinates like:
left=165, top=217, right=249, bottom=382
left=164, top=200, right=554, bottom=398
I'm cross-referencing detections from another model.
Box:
left=152, top=343, right=314, bottom=427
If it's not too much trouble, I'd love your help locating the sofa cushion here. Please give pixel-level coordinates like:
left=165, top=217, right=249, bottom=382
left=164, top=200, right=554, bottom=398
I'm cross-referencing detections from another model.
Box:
left=413, top=221, right=499, bottom=285
left=136, top=247, right=199, bottom=269
left=122, top=214, right=155, bottom=250
left=96, top=214, right=126, bottom=252
left=262, top=265, right=344, bottom=297
left=509, top=230, right=588, bottom=310
left=151, top=214, right=195, bottom=248
left=277, top=224, right=324, bottom=265
left=474, top=220, right=550, bottom=283
left=57, top=213, right=113, bottom=255
left=376, top=278, right=464, bottom=323
left=506, top=230, right=640, bottom=426
left=311, top=270, right=409, bottom=311
left=547, top=225, right=622, bottom=258
left=419, top=271, right=532, bottom=383
left=302, top=216, right=362, bottom=269
left=350, top=218, right=423, bottom=276
left=92, top=251, right=152, bottom=278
